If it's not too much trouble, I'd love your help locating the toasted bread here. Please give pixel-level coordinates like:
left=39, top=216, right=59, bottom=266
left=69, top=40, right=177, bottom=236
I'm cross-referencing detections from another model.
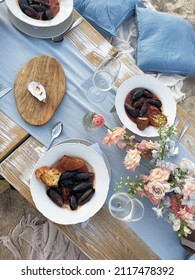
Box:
left=40, top=167, right=62, bottom=187
left=57, top=155, right=85, bottom=171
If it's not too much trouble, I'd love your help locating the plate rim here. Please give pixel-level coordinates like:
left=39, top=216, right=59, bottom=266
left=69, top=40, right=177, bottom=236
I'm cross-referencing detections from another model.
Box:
left=115, top=75, right=176, bottom=138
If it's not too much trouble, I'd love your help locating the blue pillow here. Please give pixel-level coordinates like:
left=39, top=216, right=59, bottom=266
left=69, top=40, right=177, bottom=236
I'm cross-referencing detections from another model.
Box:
left=74, top=0, right=145, bottom=37
left=135, top=6, right=195, bottom=75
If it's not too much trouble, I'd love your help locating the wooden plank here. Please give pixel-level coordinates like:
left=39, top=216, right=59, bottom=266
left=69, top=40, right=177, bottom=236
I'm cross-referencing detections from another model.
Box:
left=0, top=137, right=158, bottom=260
left=0, top=111, right=29, bottom=162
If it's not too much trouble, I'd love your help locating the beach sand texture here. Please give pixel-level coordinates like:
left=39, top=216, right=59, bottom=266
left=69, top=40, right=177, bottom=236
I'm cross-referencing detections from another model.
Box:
left=0, top=0, right=195, bottom=259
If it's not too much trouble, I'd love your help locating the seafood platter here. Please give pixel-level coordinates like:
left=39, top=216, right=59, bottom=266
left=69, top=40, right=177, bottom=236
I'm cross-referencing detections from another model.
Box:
left=5, top=0, right=73, bottom=39
left=115, top=75, right=176, bottom=138
left=30, top=143, right=110, bottom=224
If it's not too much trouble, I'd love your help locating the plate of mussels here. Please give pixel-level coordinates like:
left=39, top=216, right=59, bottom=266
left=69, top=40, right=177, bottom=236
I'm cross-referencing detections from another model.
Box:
left=30, top=143, right=110, bottom=224
left=5, top=0, right=73, bottom=27
left=115, top=75, right=176, bottom=138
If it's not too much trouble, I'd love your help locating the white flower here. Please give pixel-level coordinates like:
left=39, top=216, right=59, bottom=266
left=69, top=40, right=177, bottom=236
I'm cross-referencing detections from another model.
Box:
left=173, top=219, right=181, bottom=231
left=180, top=158, right=195, bottom=177
left=183, top=226, right=192, bottom=237
left=152, top=206, right=163, bottom=218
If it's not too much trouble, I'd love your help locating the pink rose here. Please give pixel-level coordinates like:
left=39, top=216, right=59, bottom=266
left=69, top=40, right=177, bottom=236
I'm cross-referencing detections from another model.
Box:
left=123, top=149, right=141, bottom=171
left=102, top=126, right=126, bottom=147
left=148, top=167, right=170, bottom=182
left=182, top=180, right=195, bottom=199
left=145, top=181, right=165, bottom=200
left=92, top=114, right=105, bottom=127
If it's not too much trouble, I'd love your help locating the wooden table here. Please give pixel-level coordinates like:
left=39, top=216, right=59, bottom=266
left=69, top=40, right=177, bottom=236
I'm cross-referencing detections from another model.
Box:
left=1, top=10, right=195, bottom=260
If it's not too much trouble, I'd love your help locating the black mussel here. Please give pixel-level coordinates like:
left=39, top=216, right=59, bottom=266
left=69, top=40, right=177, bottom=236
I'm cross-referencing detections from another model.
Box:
left=47, top=188, right=63, bottom=207
left=133, top=97, right=145, bottom=109
left=78, top=188, right=95, bottom=206
left=147, top=99, right=162, bottom=108
left=42, top=9, right=54, bottom=20
left=23, top=5, right=40, bottom=19
left=143, top=90, right=153, bottom=99
left=139, top=103, right=148, bottom=117
left=61, top=186, right=71, bottom=201
left=30, top=4, right=48, bottom=12
left=72, top=182, right=93, bottom=194
left=125, top=103, right=140, bottom=118
left=58, top=179, right=73, bottom=188
left=72, top=172, right=94, bottom=182
left=19, top=0, right=30, bottom=10
left=131, top=88, right=145, bottom=101
left=34, top=0, right=50, bottom=7
left=60, top=171, right=78, bottom=180
left=69, top=195, right=78, bottom=210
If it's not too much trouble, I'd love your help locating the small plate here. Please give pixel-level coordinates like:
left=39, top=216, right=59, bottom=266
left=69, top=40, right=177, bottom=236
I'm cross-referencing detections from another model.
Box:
left=115, top=75, right=176, bottom=138
left=30, top=143, right=110, bottom=224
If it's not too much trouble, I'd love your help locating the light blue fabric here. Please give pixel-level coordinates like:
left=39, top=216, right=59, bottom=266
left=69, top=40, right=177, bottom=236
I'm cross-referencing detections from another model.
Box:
left=74, top=0, right=145, bottom=37
left=135, top=6, right=195, bottom=75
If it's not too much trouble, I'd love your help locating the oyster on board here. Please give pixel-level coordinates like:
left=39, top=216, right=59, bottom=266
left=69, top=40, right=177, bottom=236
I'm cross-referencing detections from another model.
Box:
left=28, top=81, right=47, bottom=102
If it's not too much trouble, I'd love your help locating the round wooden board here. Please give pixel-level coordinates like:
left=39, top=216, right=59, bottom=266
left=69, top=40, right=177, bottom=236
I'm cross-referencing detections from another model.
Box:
left=14, top=55, right=66, bottom=126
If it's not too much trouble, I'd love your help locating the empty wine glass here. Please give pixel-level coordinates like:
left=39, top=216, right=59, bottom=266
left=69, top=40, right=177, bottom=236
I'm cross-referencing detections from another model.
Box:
left=108, top=192, right=144, bottom=222
left=88, top=56, right=121, bottom=103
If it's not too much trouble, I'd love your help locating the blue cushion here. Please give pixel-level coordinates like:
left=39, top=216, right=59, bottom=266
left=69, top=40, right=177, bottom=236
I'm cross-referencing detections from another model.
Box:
left=135, top=6, right=195, bottom=75
left=74, top=0, right=145, bottom=37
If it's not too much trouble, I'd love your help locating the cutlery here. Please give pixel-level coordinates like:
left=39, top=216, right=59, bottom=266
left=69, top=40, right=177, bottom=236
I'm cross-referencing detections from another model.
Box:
left=0, top=87, right=12, bottom=98
left=173, top=116, right=181, bottom=128
left=172, top=120, right=191, bottom=155
left=46, top=121, right=63, bottom=151
left=52, top=17, right=84, bottom=43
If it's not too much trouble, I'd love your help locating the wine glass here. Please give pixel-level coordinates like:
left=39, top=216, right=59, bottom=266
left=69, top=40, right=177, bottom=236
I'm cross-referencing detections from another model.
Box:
left=108, top=192, right=144, bottom=222
left=88, top=56, right=121, bottom=103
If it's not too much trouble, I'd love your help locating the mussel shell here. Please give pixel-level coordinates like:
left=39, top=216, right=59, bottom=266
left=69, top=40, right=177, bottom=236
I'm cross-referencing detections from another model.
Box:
left=60, top=171, right=78, bottom=180
left=19, top=0, right=30, bottom=10
left=125, top=103, right=140, bottom=118
left=58, top=179, right=73, bottom=188
left=143, top=90, right=153, bottom=99
left=72, top=182, right=93, bottom=194
left=147, top=99, right=162, bottom=108
left=30, top=4, right=48, bottom=12
left=42, top=9, right=54, bottom=20
left=47, top=188, right=63, bottom=207
left=72, top=172, right=94, bottom=182
left=139, top=103, right=148, bottom=117
left=78, top=188, right=95, bottom=205
left=133, top=97, right=145, bottom=109
left=69, top=195, right=78, bottom=210
left=131, top=88, right=145, bottom=101
left=34, top=0, right=50, bottom=7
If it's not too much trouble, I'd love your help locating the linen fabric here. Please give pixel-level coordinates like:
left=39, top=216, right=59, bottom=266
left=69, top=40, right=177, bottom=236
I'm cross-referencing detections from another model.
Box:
left=135, top=6, right=195, bottom=75
left=74, top=0, right=145, bottom=37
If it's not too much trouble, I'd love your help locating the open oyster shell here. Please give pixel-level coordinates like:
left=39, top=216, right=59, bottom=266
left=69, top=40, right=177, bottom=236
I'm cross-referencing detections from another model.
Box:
left=28, top=81, right=47, bottom=102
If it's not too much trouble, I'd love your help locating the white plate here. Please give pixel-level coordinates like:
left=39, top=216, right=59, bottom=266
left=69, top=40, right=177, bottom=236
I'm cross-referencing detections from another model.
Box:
left=5, top=0, right=73, bottom=27
left=8, top=8, right=73, bottom=38
left=115, top=75, right=176, bottom=138
left=30, top=143, right=110, bottom=224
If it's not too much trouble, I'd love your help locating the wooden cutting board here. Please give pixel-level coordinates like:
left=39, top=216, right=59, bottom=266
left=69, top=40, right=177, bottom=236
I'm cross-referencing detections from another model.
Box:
left=14, top=55, right=66, bottom=126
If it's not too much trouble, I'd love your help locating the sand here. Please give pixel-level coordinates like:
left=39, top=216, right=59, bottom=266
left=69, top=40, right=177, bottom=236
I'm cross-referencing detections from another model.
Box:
left=0, top=0, right=195, bottom=259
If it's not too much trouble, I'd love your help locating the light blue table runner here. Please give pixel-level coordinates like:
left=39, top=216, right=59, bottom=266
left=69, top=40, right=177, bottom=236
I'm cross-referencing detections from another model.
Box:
left=0, top=3, right=194, bottom=260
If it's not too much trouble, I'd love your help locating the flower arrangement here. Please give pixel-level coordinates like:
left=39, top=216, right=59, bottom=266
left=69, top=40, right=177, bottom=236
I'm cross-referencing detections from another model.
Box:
left=86, top=112, right=195, bottom=238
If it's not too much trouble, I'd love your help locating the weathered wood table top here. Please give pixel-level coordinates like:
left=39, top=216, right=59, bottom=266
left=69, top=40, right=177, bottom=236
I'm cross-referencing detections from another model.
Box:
left=0, top=10, right=195, bottom=260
